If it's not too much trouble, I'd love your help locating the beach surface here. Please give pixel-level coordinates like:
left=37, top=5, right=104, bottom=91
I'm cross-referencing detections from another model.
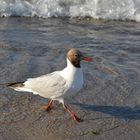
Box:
left=0, top=17, right=140, bottom=140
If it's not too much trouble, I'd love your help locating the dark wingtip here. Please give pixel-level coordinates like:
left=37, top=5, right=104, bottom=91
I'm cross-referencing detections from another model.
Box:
left=7, top=82, right=25, bottom=88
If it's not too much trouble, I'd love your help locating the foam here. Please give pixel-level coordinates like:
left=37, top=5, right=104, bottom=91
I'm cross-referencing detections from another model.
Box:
left=0, top=0, right=140, bottom=22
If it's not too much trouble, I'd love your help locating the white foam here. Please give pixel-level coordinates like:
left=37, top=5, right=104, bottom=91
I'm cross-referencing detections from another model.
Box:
left=0, top=0, right=140, bottom=22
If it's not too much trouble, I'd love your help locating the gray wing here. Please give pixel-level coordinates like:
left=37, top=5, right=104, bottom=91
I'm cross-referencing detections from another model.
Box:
left=24, top=72, right=68, bottom=98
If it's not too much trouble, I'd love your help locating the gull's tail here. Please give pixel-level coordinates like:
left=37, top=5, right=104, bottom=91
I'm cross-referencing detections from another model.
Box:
left=7, top=82, right=25, bottom=91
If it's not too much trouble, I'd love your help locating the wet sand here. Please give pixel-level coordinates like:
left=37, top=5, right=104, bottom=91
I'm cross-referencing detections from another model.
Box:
left=0, top=18, right=140, bottom=140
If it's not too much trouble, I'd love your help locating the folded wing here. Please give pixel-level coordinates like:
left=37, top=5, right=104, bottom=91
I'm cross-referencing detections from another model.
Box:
left=8, top=72, right=68, bottom=98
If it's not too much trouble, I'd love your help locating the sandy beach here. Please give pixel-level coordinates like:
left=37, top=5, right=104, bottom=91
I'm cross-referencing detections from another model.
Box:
left=0, top=17, right=140, bottom=140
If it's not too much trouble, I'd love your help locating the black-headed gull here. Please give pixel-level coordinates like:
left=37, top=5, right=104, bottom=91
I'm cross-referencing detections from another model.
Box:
left=8, top=48, right=93, bottom=122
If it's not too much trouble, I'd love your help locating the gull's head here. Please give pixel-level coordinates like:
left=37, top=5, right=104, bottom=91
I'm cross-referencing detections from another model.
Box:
left=67, top=48, right=93, bottom=68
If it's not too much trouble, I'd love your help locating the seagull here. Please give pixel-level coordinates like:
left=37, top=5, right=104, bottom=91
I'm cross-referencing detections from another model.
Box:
left=7, top=48, right=93, bottom=122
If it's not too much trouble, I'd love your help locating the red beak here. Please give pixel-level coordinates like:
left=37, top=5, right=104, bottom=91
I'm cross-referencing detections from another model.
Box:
left=82, top=57, right=93, bottom=62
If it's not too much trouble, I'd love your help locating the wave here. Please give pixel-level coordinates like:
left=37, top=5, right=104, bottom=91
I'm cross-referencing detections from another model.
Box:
left=0, top=0, right=140, bottom=22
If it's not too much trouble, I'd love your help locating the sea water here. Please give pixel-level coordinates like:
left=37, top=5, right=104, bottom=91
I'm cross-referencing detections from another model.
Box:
left=0, top=1, right=140, bottom=139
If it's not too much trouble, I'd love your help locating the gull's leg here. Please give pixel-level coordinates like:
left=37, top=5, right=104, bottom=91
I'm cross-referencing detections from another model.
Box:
left=62, top=103, right=82, bottom=122
left=45, top=99, right=53, bottom=111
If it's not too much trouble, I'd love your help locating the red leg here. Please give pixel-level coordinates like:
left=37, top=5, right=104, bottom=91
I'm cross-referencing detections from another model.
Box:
left=62, top=104, right=82, bottom=122
left=45, top=99, right=53, bottom=111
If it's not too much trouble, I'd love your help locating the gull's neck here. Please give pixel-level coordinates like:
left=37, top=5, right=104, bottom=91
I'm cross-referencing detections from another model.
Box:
left=66, top=58, right=81, bottom=70
left=60, top=58, right=83, bottom=80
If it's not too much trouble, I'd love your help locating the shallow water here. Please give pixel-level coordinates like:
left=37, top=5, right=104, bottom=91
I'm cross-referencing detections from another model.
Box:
left=0, top=17, right=140, bottom=140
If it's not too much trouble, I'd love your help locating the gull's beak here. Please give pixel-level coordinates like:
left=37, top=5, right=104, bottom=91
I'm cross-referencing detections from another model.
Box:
left=81, top=54, right=93, bottom=62
left=82, top=57, right=93, bottom=62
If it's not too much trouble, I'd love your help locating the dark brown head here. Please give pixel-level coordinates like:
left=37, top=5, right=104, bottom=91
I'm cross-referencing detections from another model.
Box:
left=67, top=48, right=93, bottom=68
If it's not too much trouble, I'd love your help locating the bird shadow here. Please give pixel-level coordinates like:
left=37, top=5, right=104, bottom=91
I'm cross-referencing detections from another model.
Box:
left=72, top=103, right=140, bottom=120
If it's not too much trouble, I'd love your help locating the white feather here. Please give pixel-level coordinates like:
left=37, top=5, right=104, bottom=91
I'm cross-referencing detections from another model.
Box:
left=13, top=58, right=83, bottom=102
